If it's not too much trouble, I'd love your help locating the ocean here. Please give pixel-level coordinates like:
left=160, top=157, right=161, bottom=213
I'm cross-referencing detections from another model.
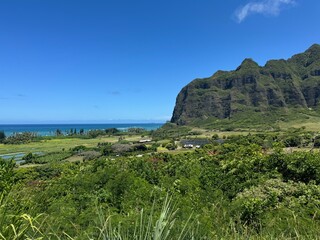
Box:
left=0, top=123, right=164, bottom=137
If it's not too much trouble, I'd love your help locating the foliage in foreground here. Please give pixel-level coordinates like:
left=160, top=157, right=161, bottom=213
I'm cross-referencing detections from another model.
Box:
left=2, top=134, right=320, bottom=239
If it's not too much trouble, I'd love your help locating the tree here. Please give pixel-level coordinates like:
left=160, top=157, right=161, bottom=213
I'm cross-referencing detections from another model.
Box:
left=105, top=128, right=120, bottom=135
left=128, top=128, right=144, bottom=134
left=4, top=132, right=36, bottom=144
left=0, top=131, right=5, bottom=143
left=55, top=129, right=63, bottom=136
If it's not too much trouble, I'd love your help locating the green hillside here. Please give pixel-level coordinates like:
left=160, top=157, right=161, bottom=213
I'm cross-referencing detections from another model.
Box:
left=171, top=44, right=320, bottom=130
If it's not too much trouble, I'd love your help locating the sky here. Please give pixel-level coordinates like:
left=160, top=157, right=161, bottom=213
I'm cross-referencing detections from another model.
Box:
left=0, top=0, right=320, bottom=124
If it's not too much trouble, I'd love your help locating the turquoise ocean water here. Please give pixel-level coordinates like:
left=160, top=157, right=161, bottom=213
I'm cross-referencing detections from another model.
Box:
left=0, top=123, right=164, bottom=137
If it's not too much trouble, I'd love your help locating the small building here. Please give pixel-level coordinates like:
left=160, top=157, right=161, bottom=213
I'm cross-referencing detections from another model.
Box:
left=183, top=144, right=194, bottom=148
left=181, top=139, right=210, bottom=147
left=139, top=139, right=152, bottom=143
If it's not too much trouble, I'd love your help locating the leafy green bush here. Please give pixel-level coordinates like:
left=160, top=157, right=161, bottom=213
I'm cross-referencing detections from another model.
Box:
left=268, top=151, right=320, bottom=183
left=232, top=179, right=320, bottom=231
left=71, top=145, right=87, bottom=153
left=22, top=152, right=34, bottom=163
left=165, top=142, right=176, bottom=150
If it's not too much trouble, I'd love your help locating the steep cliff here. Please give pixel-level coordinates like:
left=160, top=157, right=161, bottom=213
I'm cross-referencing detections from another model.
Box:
left=171, top=44, right=320, bottom=125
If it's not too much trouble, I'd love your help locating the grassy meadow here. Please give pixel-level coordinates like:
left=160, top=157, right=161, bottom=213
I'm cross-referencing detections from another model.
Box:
left=0, top=135, right=142, bottom=155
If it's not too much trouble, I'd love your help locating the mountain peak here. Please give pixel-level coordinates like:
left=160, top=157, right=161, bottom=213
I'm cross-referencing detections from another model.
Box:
left=241, top=58, right=259, bottom=66
left=306, top=44, right=320, bottom=52
left=236, top=58, right=259, bottom=71
left=306, top=44, right=320, bottom=61
left=289, top=43, right=320, bottom=67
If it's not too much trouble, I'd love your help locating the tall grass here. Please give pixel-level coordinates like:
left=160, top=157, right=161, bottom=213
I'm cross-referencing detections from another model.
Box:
left=90, top=195, right=194, bottom=240
left=2, top=191, right=320, bottom=239
left=0, top=193, right=195, bottom=240
left=0, top=192, right=44, bottom=240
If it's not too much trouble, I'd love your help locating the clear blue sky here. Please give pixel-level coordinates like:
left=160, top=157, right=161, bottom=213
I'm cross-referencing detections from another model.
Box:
left=1, top=0, right=319, bottom=123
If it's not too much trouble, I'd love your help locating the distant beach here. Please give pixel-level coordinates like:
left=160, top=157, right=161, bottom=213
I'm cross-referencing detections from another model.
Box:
left=0, top=123, right=164, bottom=136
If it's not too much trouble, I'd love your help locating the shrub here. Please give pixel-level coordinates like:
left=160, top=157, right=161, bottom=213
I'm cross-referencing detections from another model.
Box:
left=72, top=145, right=87, bottom=153
left=232, top=179, right=320, bottom=229
left=22, top=152, right=34, bottom=163
left=165, top=143, right=176, bottom=150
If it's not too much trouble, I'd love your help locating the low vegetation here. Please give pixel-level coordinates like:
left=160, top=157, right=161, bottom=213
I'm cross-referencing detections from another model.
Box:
left=1, top=127, right=320, bottom=239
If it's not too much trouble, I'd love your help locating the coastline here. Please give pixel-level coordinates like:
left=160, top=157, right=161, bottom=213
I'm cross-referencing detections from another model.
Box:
left=0, top=123, right=164, bottom=136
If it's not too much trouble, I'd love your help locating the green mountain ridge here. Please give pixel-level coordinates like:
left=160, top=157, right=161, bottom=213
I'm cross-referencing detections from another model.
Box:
left=171, top=44, right=320, bottom=127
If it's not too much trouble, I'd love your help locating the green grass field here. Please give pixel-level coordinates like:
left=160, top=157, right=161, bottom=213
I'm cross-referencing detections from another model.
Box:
left=189, top=108, right=320, bottom=132
left=278, top=114, right=320, bottom=131
left=0, top=135, right=142, bottom=155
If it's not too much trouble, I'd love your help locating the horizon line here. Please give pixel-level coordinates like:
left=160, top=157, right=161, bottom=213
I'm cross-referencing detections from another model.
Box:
left=0, top=121, right=167, bottom=125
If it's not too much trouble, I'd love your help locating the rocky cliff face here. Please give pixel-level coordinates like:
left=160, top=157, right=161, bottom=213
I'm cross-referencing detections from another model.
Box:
left=171, top=44, right=320, bottom=125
